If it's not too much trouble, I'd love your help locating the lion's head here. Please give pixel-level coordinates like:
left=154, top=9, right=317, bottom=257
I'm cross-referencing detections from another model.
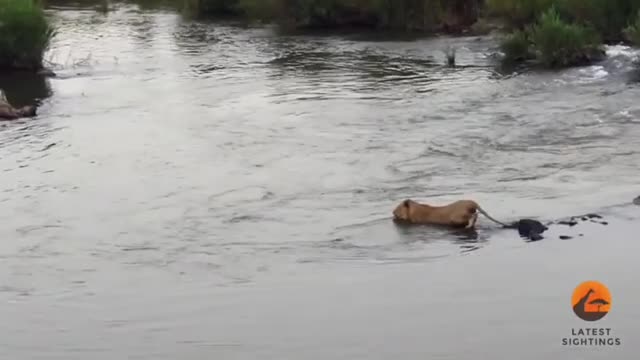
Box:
left=392, top=199, right=417, bottom=222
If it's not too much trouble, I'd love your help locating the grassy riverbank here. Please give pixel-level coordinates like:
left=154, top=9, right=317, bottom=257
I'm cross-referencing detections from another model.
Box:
left=624, top=11, right=640, bottom=46
left=178, top=0, right=640, bottom=68
left=8, top=0, right=640, bottom=73
left=0, top=0, right=55, bottom=72
left=180, top=0, right=482, bottom=33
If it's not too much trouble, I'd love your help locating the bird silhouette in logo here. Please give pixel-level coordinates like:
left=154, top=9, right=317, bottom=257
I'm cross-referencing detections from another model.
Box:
left=572, top=282, right=611, bottom=321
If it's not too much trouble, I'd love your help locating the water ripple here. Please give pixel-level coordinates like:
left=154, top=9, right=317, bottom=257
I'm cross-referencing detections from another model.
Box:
left=1, top=3, right=639, bottom=309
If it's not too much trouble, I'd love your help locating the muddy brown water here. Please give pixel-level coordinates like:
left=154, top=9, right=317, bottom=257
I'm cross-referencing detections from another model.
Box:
left=1, top=4, right=640, bottom=359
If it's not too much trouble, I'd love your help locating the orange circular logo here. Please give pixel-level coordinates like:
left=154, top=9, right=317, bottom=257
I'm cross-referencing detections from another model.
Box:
left=572, top=281, right=611, bottom=321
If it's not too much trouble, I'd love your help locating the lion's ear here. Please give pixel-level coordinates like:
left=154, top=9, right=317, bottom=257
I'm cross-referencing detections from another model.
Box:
left=403, top=199, right=411, bottom=208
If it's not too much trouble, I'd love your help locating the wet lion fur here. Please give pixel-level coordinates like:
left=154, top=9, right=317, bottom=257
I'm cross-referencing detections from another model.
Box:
left=0, top=91, right=37, bottom=120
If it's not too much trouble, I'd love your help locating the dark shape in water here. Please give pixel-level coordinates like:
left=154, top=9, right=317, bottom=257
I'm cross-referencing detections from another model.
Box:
left=558, top=220, right=578, bottom=226
left=559, top=235, right=572, bottom=240
left=0, top=71, right=52, bottom=106
left=633, top=196, right=640, bottom=206
left=506, top=218, right=548, bottom=241
left=555, top=212, right=611, bottom=228
left=444, top=46, right=456, bottom=68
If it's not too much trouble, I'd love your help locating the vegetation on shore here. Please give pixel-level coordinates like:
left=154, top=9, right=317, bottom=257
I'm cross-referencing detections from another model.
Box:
left=176, top=0, right=640, bottom=68
left=489, top=0, right=640, bottom=68
left=498, top=7, right=604, bottom=68
left=5, top=0, right=640, bottom=72
left=180, top=0, right=482, bottom=33
left=624, top=11, right=640, bottom=46
left=0, top=0, right=55, bottom=72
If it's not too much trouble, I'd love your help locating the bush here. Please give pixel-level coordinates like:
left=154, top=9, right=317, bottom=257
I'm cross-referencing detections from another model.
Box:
left=500, top=30, right=533, bottom=62
left=556, top=0, right=640, bottom=43
left=179, top=0, right=246, bottom=16
left=251, top=0, right=443, bottom=31
left=499, top=6, right=605, bottom=68
left=528, top=7, right=602, bottom=68
left=0, top=0, right=55, bottom=71
left=174, top=0, right=640, bottom=46
left=267, top=0, right=484, bottom=32
left=485, top=0, right=554, bottom=28
left=178, top=0, right=482, bottom=32
left=624, top=10, right=640, bottom=46
left=487, top=0, right=640, bottom=43
left=236, top=0, right=278, bottom=22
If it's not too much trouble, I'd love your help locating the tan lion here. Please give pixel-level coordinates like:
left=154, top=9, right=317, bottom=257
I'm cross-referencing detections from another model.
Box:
left=0, top=92, right=37, bottom=120
left=392, top=199, right=509, bottom=229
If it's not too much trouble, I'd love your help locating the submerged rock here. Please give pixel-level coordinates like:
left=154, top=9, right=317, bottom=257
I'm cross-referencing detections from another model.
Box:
left=36, top=68, right=57, bottom=77
left=512, top=218, right=548, bottom=241
left=557, top=220, right=578, bottom=226
left=634, top=196, right=640, bottom=206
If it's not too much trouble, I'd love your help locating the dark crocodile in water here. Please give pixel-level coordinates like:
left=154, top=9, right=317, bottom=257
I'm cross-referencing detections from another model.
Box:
left=502, top=219, right=548, bottom=241
left=503, top=209, right=615, bottom=242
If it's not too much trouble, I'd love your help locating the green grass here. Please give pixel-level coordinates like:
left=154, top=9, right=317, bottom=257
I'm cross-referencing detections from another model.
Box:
left=485, top=0, right=554, bottom=28
left=499, top=7, right=604, bottom=68
left=500, top=30, right=533, bottom=63
left=490, top=1, right=640, bottom=68
left=555, top=0, right=640, bottom=43
left=487, top=0, right=640, bottom=43
left=177, top=0, right=482, bottom=32
left=0, top=0, right=55, bottom=71
left=529, top=7, right=602, bottom=68
left=624, top=10, right=640, bottom=46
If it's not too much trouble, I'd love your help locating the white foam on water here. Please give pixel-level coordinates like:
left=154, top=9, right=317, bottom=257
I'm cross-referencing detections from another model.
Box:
left=583, top=65, right=609, bottom=79
left=569, top=65, right=610, bottom=84
left=605, top=44, right=640, bottom=58
left=616, top=110, right=632, bottom=119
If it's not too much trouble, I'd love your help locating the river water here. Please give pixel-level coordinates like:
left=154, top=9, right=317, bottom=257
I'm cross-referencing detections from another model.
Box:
left=1, top=3, right=640, bottom=359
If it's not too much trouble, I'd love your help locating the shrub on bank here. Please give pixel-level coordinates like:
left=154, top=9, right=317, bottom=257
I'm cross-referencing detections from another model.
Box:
left=624, top=11, right=640, bottom=46
left=0, top=0, right=55, bottom=71
left=499, top=7, right=604, bottom=68
left=182, top=0, right=482, bottom=32
left=178, top=0, right=636, bottom=70
left=487, top=0, right=640, bottom=43
left=181, top=0, right=240, bottom=16
left=500, top=30, right=533, bottom=63
left=485, top=0, right=554, bottom=28
left=529, top=7, right=602, bottom=68
left=555, top=0, right=640, bottom=43
left=182, top=0, right=640, bottom=45
left=274, top=0, right=448, bottom=31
